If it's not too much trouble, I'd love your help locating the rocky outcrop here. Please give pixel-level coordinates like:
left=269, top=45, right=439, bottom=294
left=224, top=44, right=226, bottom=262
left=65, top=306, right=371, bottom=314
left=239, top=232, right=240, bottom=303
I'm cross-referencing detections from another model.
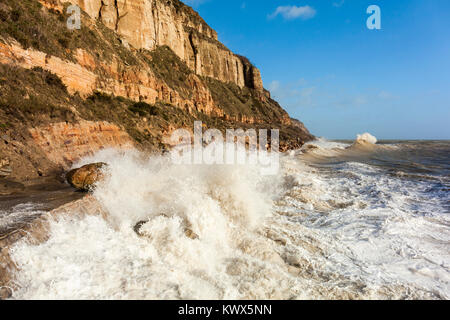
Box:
left=0, top=42, right=97, bottom=96
left=0, top=0, right=310, bottom=126
left=66, top=162, right=107, bottom=191
left=0, top=42, right=219, bottom=115
left=53, top=0, right=264, bottom=91
left=0, top=0, right=314, bottom=187
left=0, top=119, right=134, bottom=184
left=28, top=121, right=134, bottom=169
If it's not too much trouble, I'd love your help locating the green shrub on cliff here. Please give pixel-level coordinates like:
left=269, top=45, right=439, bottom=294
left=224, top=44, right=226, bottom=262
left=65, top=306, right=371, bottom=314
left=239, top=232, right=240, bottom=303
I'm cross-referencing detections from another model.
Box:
left=0, top=64, right=72, bottom=122
left=129, top=102, right=159, bottom=117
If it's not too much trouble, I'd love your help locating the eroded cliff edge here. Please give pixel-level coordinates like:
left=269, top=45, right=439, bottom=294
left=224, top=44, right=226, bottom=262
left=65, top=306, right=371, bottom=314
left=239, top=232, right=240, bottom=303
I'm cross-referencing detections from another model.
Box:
left=0, top=0, right=313, bottom=189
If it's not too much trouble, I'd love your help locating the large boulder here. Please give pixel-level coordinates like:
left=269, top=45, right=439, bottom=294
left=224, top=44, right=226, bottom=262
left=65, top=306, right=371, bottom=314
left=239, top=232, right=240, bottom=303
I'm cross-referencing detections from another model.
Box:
left=66, top=162, right=107, bottom=191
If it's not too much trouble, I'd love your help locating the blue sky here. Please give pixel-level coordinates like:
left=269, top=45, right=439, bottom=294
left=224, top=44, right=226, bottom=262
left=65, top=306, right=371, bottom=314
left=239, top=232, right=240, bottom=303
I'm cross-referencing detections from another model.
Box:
left=183, top=0, right=450, bottom=140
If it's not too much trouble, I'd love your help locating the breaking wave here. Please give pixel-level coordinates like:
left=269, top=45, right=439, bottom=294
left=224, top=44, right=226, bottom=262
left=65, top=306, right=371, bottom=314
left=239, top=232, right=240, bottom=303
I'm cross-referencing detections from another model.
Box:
left=356, top=133, right=378, bottom=145
left=6, top=136, right=450, bottom=299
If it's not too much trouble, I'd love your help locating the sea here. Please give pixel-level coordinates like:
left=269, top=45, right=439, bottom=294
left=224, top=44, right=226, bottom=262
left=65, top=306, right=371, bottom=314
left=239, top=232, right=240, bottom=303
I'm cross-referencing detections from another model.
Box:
left=1, top=134, right=449, bottom=299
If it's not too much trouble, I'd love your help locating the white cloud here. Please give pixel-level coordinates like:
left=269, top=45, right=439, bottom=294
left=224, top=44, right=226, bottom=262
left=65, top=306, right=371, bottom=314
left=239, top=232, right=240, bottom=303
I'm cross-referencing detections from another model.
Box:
left=269, top=76, right=400, bottom=112
left=269, top=5, right=316, bottom=20
left=268, top=80, right=281, bottom=93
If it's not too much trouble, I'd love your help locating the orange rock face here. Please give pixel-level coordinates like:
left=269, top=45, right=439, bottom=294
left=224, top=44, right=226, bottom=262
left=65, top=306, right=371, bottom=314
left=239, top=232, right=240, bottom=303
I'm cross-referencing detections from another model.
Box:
left=0, top=41, right=221, bottom=116
left=45, top=0, right=265, bottom=91
left=0, top=42, right=97, bottom=96
left=28, top=121, right=134, bottom=169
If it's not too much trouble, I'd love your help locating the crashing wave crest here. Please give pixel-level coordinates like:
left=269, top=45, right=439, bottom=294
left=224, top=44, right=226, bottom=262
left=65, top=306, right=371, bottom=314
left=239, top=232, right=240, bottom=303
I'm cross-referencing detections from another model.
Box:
left=355, top=133, right=378, bottom=145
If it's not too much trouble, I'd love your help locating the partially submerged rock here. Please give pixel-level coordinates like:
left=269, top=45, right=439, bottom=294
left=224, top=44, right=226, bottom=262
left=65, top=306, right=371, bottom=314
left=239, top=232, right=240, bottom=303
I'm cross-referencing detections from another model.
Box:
left=133, top=217, right=199, bottom=240
left=66, top=162, right=107, bottom=192
left=184, top=228, right=199, bottom=240
left=133, top=221, right=147, bottom=235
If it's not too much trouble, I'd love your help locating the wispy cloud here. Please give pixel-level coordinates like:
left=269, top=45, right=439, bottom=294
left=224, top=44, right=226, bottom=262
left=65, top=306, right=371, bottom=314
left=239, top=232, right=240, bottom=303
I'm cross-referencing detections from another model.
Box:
left=268, top=5, right=316, bottom=21
left=268, top=80, right=281, bottom=93
left=332, top=0, right=345, bottom=8
left=268, top=76, right=399, bottom=111
left=377, top=90, right=397, bottom=101
left=268, top=79, right=318, bottom=107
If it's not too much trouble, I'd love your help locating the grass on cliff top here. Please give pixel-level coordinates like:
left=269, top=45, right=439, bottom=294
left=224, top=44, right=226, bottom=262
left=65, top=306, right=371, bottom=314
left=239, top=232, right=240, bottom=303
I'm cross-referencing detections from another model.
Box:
left=0, top=64, right=75, bottom=124
left=0, top=0, right=139, bottom=66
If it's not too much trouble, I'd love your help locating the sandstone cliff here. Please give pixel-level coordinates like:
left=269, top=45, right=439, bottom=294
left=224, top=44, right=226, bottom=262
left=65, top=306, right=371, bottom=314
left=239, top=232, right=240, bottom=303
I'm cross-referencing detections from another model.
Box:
left=0, top=0, right=313, bottom=188
left=65, top=0, right=263, bottom=90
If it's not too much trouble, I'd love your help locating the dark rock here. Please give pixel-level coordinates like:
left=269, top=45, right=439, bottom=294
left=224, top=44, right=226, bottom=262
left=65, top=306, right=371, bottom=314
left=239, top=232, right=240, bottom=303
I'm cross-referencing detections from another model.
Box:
left=184, top=228, right=199, bottom=240
left=133, top=220, right=147, bottom=236
left=133, top=218, right=199, bottom=240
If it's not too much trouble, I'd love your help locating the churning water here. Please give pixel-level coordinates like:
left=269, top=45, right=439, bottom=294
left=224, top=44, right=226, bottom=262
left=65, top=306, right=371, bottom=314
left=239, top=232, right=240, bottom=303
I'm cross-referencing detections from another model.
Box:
left=4, top=135, right=450, bottom=299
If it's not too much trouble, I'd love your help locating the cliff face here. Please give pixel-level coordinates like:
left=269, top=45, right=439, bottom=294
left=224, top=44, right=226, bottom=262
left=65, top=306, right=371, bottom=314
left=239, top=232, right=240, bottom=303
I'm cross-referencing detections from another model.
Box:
left=0, top=42, right=219, bottom=116
left=29, top=120, right=135, bottom=169
left=0, top=0, right=314, bottom=188
left=52, top=0, right=262, bottom=90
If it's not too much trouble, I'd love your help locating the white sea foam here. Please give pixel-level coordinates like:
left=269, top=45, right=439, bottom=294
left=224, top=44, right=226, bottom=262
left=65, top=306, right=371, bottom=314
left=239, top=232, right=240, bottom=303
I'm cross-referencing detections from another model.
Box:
left=303, top=137, right=350, bottom=150
left=0, top=203, right=45, bottom=233
left=9, top=149, right=288, bottom=299
left=7, top=143, right=450, bottom=300
left=356, top=133, right=378, bottom=145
